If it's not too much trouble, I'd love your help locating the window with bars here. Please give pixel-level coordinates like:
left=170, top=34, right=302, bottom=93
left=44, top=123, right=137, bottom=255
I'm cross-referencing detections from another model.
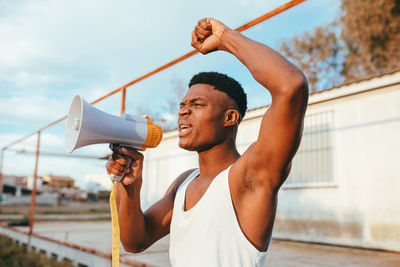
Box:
left=284, top=110, right=335, bottom=188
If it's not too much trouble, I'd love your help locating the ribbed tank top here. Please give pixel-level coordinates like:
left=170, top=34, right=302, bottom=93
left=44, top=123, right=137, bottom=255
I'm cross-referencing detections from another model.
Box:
left=169, top=166, right=268, bottom=267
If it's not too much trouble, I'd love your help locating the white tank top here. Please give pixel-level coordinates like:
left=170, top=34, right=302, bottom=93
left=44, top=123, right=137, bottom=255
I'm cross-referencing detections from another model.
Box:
left=169, top=166, right=268, bottom=267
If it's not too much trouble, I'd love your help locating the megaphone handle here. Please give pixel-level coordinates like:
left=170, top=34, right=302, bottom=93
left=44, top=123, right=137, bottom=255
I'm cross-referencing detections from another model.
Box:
left=110, top=174, right=124, bottom=183
left=110, top=156, right=132, bottom=182
left=109, top=144, right=132, bottom=183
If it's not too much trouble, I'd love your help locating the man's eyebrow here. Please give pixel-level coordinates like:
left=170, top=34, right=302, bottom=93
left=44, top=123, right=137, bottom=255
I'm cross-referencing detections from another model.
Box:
left=180, top=97, right=207, bottom=105
left=190, top=97, right=207, bottom=102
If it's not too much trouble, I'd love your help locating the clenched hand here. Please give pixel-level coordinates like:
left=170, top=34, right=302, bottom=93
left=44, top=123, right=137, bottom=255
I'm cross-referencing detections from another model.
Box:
left=191, top=18, right=231, bottom=54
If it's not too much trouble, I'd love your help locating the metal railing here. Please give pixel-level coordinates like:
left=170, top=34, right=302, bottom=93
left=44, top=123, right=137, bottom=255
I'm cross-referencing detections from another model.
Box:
left=0, top=0, right=306, bottom=248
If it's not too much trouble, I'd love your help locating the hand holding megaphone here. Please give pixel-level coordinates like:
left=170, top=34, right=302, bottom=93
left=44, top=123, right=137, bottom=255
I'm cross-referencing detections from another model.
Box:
left=106, top=144, right=144, bottom=186
left=64, top=96, right=161, bottom=261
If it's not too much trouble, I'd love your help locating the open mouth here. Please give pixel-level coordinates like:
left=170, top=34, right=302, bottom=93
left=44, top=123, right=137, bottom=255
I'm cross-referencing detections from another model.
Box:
left=180, top=125, right=189, bottom=131
left=178, top=122, right=193, bottom=136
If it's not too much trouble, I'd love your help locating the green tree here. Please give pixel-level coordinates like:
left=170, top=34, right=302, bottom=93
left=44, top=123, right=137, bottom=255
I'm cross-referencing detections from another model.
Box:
left=279, top=0, right=400, bottom=92
left=341, top=0, right=400, bottom=80
left=280, top=22, right=344, bottom=92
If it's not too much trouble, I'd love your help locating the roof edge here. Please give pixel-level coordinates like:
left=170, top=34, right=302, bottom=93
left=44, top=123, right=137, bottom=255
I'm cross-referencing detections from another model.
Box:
left=162, top=70, right=400, bottom=138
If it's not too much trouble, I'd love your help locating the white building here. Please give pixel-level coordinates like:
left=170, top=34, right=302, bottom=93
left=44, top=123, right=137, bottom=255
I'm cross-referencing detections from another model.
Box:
left=140, top=71, right=400, bottom=252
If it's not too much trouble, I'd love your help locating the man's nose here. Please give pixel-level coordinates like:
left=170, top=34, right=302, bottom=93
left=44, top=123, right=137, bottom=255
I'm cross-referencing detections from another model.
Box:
left=179, top=106, right=191, bottom=117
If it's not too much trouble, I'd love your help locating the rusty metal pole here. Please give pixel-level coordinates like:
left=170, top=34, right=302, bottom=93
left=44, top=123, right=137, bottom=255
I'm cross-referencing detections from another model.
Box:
left=28, top=131, right=41, bottom=239
left=120, top=87, right=126, bottom=116
left=1, top=0, right=306, bottom=153
left=0, top=148, right=5, bottom=203
left=3, top=0, right=306, bottom=152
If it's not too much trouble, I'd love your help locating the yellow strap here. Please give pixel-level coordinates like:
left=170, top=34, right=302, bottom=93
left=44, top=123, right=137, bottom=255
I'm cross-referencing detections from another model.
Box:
left=110, top=182, right=120, bottom=267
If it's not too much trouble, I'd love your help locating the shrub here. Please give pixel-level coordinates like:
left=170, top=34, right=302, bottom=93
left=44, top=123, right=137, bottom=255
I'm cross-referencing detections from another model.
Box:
left=0, top=235, right=73, bottom=267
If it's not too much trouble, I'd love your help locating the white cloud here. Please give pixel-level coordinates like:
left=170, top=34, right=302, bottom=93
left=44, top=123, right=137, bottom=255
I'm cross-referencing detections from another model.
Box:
left=0, top=95, right=67, bottom=125
left=0, top=132, right=65, bottom=154
left=0, top=133, right=31, bottom=150
left=0, top=0, right=340, bottom=180
left=80, top=173, right=113, bottom=192
left=0, top=0, right=287, bottom=90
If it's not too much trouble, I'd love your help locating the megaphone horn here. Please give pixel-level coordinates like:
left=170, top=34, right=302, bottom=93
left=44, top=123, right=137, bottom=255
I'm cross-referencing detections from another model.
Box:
left=65, top=95, right=163, bottom=152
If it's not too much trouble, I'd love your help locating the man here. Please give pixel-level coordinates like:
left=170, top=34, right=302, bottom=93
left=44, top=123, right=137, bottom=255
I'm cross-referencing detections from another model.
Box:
left=106, top=18, right=308, bottom=266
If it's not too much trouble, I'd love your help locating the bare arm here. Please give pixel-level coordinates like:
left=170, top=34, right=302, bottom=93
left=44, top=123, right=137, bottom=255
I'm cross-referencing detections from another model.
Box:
left=192, top=18, right=308, bottom=250
left=107, top=145, right=192, bottom=252
left=192, top=18, right=308, bottom=190
left=224, top=30, right=308, bottom=190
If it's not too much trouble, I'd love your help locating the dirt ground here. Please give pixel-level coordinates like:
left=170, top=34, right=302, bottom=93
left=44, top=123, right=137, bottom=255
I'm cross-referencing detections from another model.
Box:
left=13, top=221, right=400, bottom=267
left=267, top=239, right=400, bottom=267
left=0, top=202, right=110, bottom=216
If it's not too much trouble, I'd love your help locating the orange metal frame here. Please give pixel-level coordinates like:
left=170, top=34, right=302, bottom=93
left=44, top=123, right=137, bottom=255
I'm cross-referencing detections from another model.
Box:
left=0, top=0, right=305, bottom=242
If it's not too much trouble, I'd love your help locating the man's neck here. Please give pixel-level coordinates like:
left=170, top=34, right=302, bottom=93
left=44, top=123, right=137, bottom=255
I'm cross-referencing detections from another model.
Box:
left=197, top=139, right=240, bottom=180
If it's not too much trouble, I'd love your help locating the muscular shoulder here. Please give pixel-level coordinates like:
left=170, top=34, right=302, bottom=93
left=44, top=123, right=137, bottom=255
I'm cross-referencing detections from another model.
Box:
left=164, top=168, right=197, bottom=198
left=230, top=143, right=292, bottom=195
left=230, top=144, right=275, bottom=194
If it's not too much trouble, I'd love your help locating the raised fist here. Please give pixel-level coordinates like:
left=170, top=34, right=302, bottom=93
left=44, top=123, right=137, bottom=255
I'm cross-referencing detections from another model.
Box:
left=191, top=18, right=231, bottom=54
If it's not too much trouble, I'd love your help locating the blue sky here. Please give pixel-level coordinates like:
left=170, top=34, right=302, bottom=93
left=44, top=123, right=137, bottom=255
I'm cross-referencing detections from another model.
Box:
left=0, top=0, right=341, bottom=190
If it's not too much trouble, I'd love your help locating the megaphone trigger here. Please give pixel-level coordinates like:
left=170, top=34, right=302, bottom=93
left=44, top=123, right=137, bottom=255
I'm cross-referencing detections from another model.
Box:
left=109, top=143, right=115, bottom=151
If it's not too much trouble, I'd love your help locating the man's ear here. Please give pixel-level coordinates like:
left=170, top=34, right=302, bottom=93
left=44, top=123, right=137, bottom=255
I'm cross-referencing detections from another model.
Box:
left=224, top=109, right=240, bottom=127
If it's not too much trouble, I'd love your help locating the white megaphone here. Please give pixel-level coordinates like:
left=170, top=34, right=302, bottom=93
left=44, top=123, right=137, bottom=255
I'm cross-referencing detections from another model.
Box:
left=65, top=95, right=163, bottom=153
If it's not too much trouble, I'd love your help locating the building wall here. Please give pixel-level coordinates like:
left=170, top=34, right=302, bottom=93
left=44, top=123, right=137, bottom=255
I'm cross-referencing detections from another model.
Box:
left=141, top=72, right=400, bottom=251
left=274, top=78, right=400, bottom=251
left=141, top=132, right=197, bottom=209
left=2, top=192, right=59, bottom=205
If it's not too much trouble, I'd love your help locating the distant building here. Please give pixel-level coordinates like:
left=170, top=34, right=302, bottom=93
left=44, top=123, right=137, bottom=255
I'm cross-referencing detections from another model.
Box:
left=2, top=175, right=27, bottom=187
left=59, top=187, right=88, bottom=201
left=26, top=175, right=42, bottom=190
left=140, top=71, right=400, bottom=252
left=26, top=175, right=75, bottom=192
left=41, top=175, right=75, bottom=188
left=3, top=174, right=86, bottom=204
left=1, top=175, right=58, bottom=205
left=40, top=175, right=86, bottom=201
left=1, top=175, right=30, bottom=198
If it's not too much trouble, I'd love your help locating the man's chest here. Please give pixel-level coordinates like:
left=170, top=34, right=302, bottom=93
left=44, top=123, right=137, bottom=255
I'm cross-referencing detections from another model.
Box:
left=184, top=177, right=214, bottom=211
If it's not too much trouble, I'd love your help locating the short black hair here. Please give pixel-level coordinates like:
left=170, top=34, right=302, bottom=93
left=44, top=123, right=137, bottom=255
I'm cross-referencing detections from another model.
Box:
left=188, top=72, right=247, bottom=118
